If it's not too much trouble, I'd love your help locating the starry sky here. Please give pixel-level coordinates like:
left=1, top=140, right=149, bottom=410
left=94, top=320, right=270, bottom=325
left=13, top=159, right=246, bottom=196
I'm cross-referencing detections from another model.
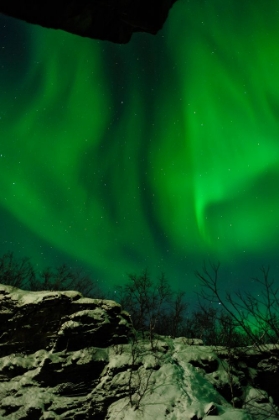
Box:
left=1, top=0, right=279, bottom=297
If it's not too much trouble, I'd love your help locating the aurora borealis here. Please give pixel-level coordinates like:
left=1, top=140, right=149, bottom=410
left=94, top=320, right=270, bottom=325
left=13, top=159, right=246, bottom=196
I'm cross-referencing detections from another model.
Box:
left=1, top=0, right=279, bottom=295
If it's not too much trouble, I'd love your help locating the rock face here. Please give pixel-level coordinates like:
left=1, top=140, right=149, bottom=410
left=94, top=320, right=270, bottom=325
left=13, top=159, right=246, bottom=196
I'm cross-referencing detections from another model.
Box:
left=0, top=0, right=178, bottom=43
left=0, top=284, right=278, bottom=420
left=0, top=285, right=132, bottom=357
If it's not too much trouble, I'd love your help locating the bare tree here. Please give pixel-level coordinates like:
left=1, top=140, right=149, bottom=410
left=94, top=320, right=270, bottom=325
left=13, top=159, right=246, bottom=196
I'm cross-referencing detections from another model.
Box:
left=116, top=270, right=189, bottom=341
left=116, top=270, right=153, bottom=334
left=0, top=252, right=35, bottom=289
left=195, top=262, right=279, bottom=348
left=158, top=290, right=188, bottom=338
left=29, top=263, right=104, bottom=298
left=195, top=263, right=279, bottom=418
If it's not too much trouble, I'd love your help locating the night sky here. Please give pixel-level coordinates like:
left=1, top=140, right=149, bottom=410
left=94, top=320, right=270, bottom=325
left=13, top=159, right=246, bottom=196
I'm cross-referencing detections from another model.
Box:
left=1, top=0, right=279, bottom=297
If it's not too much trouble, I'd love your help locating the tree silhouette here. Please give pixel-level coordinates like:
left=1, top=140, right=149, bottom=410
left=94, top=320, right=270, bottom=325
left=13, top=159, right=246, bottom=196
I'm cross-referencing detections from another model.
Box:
left=0, top=252, right=104, bottom=298
left=0, top=252, right=35, bottom=288
left=196, top=262, right=279, bottom=347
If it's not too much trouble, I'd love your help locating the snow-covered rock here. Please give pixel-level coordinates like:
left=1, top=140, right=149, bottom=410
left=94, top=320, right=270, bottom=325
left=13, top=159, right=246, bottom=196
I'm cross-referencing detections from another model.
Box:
left=0, top=284, right=278, bottom=419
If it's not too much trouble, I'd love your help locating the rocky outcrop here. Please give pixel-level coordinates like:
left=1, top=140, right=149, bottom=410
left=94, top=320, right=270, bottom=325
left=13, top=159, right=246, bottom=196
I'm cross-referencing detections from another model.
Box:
left=0, top=285, right=132, bottom=357
left=0, top=0, right=178, bottom=43
left=0, top=284, right=278, bottom=419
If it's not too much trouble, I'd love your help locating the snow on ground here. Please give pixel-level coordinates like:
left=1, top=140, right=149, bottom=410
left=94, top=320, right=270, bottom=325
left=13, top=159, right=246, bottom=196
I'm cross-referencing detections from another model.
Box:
left=105, top=339, right=255, bottom=420
left=0, top=284, right=278, bottom=419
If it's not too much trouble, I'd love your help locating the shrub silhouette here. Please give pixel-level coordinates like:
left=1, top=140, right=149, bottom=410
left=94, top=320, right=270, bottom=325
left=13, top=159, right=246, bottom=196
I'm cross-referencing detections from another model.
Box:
left=116, top=270, right=239, bottom=343
left=116, top=269, right=188, bottom=339
left=1, top=252, right=278, bottom=346
left=29, top=263, right=104, bottom=298
left=183, top=305, right=253, bottom=346
left=0, top=252, right=104, bottom=299
left=0, top=252, right=35, bottom=289
left=196, top=262, right=279, bottom=347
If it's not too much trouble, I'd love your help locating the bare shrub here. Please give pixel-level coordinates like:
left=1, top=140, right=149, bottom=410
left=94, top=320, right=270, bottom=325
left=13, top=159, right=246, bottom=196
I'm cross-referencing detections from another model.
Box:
left=195, top=262, right=279, bottom=348
left=0, top=251, right=104, bottom=298
left=116, top=270, right=188, bottom=340
left=30, top=264, right=104, bottom=298
left=0, top=252, right=35, bottom=288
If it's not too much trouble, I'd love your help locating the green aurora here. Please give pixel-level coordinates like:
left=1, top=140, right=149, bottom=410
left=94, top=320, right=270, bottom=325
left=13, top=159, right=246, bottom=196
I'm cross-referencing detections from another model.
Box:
left=1, top=0, right=279, bottom=293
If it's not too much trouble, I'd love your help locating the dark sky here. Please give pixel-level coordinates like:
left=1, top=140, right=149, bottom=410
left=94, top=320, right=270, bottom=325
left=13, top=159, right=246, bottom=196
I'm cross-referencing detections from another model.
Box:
left=0, top=0, right=279, bottom=297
